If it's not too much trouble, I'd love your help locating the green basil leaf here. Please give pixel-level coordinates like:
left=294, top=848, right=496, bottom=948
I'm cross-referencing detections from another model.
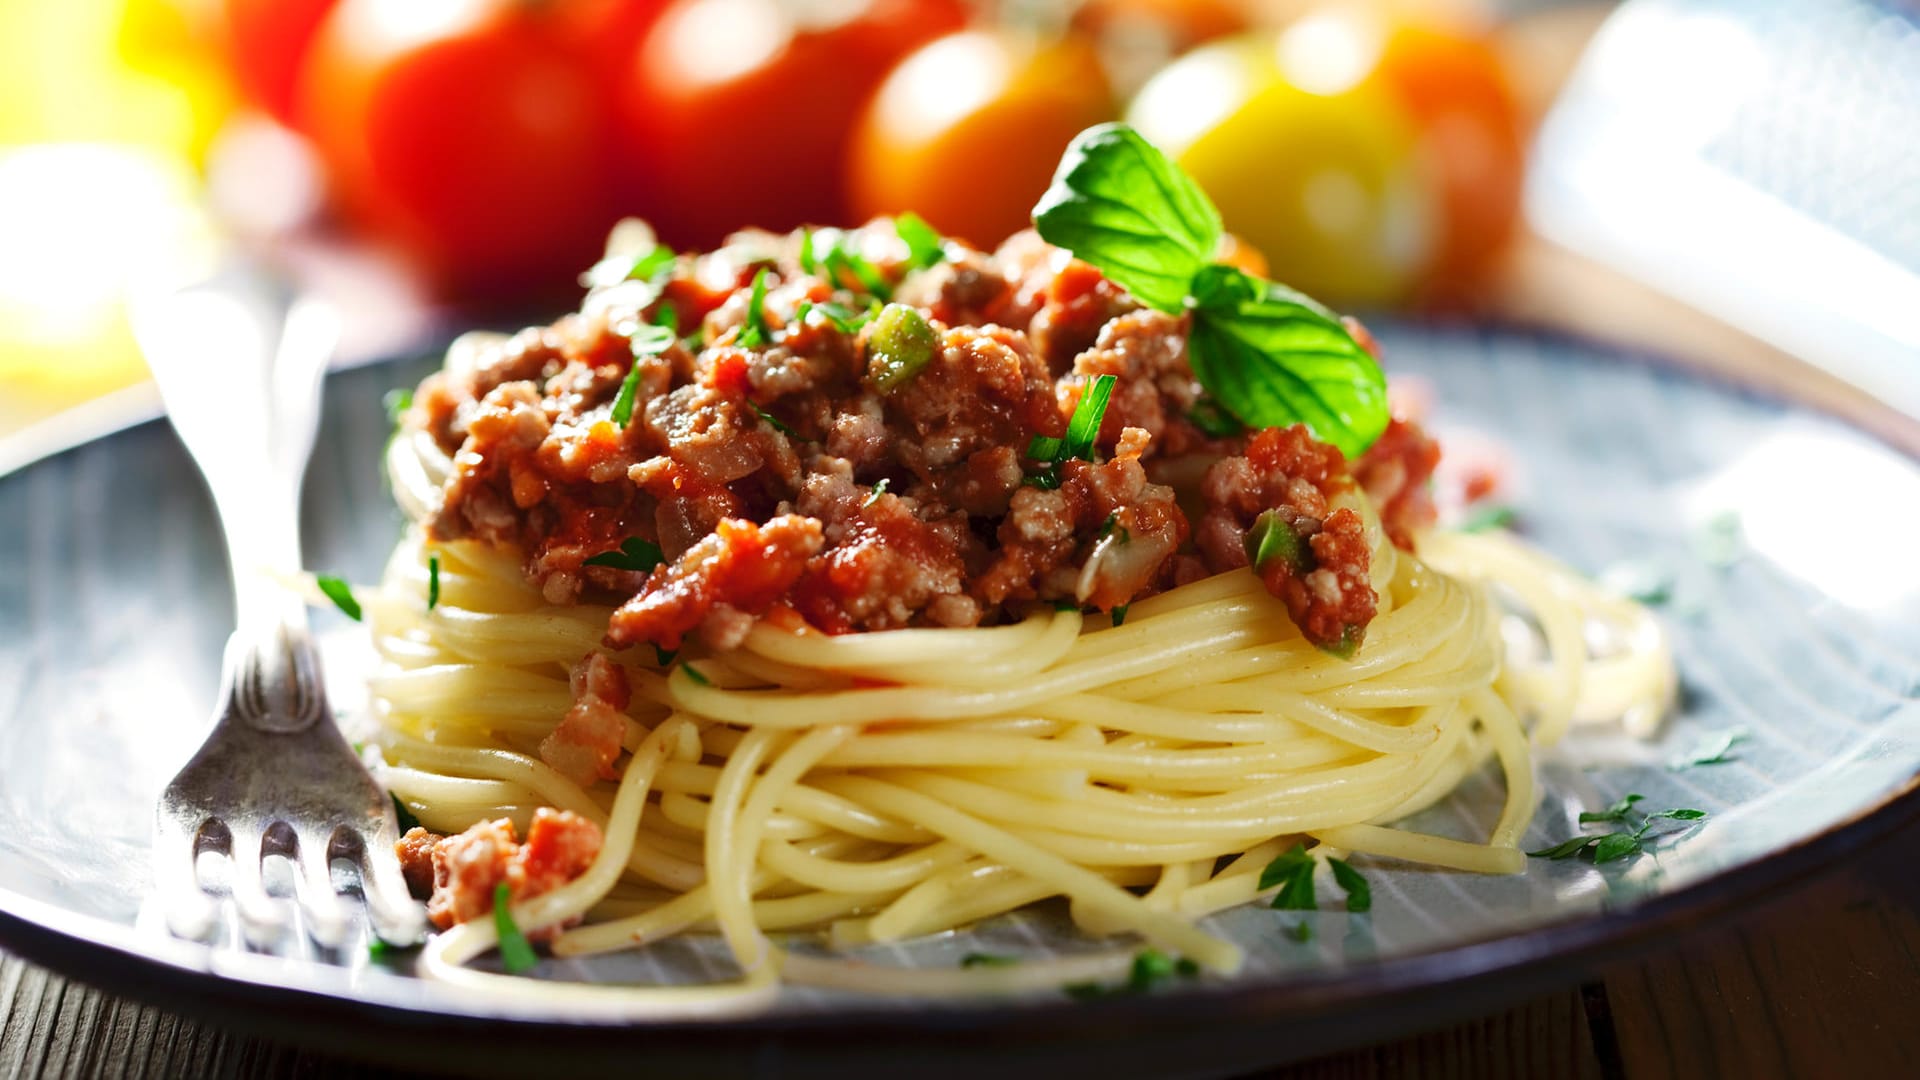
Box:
left=1186, top=265, right=1387, bottom=458
left=1185, top=395, right=1242, bottom=438
left=1032, top=123, right=1221, bottom=312
left=426, top=554, right=441, bottom=612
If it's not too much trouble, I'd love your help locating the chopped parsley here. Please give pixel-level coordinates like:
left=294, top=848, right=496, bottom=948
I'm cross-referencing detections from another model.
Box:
left=1259, top=843, right=1317, bottom=911
left=960, top=952, right=1018, bottom=968
left=680, top=663, right=712, bottom=686
left=390, top=792, right=422, bottom=833
left=815, top=300, right=881, bottom=333
left=1697, top=510, right=1744, bottom=567
left=1025, top=374, right=1116, bottom=488
left=1602, top=559, right=1673, bottom=604
left=1282, top=920, right=1313, bottom=943
left=752, top=403, right=801, bottom=439
left=1111, top=605, right=1129, bottom=627
left=582, top=243, right=675, bottom=290
left=863, top=478, right=890, bottom=508
left=1257, top=844, right=1370, bottom=923
left=653, top=645, right=677, bottom=667
left=1063, top=949, right=1199, bottom=998
left=383, top=388, right=413, bottom=426
left=1670, top=729, right=1748, bottom=770
left=1327, top=857, right=1371, bottom=913
left=1529, top=795, right=1708, bottom=863
left=317, top=575, right=362, bottom=622
left=1459, top=505, right=1517, bottom=533
left=804, top=228, right=893, bottom=301
left=737, top=267, right=773, bottom=347
left=610, top=323, right=676, bottom=428
left=426, top=554, right=441, bottom=611
left=491, top=883, right=539, bottom=974
left=1032, top=123, right=1384, bottom=457
left=582, top=537, right=665, bottom=573
left=895, top=212, right=946, bottom=270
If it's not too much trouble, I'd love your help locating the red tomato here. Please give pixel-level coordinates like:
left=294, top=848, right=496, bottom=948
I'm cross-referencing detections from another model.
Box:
left=1371, top=20, right=1526, bottom=297
left=551, top=0, right=670, bottom=85
left=618, top=0, right=968, bottom=248
left=299, top=0, right=616, bottom=298
left=219, top=0, right=338, bottom=126
left=848, top=30, right=1116, bottom=249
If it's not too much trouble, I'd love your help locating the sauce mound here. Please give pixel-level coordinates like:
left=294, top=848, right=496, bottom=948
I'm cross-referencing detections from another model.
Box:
left=409, top=222, right=1437, bottom=653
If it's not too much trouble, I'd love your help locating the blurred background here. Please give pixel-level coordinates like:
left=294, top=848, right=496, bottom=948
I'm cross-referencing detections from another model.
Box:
left=0, top=0, right=1913, bottom=472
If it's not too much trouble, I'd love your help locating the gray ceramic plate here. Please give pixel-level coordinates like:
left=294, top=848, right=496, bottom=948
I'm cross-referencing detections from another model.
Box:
left=3, top=324, right=1918, bottom=1076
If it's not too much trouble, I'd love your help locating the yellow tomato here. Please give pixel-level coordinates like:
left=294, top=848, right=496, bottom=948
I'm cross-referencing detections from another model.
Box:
left=848, top=30, right=1117, bottom=249
left=1126, top=24, right=1435, bottom=308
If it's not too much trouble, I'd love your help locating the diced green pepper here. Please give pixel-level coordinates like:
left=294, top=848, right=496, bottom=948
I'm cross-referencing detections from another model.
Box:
left=867, top=303, right=938, bottom=393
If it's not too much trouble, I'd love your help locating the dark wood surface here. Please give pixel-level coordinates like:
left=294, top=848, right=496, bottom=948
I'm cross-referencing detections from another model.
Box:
left=6, top=811, right=1919, bottom=1078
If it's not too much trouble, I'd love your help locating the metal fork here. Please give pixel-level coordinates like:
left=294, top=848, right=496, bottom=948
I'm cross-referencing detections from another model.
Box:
left=136, top=264, right=425, bottom=950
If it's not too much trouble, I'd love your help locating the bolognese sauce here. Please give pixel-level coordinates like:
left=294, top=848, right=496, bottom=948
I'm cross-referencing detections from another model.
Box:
left=408, top=221, right=1437, bottom=658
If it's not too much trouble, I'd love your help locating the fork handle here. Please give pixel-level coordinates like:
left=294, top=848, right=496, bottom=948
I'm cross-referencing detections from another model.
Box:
left=138, top=272, right=341, bottom=733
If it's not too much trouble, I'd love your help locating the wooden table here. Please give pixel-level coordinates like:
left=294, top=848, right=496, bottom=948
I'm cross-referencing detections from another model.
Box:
left=7, top=808, right=1919, bottom=1078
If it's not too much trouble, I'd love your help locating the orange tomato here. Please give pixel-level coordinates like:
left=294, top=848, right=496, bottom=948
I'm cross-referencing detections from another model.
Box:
left=848, top=30, right=1117, bottom=249
left=299, top=0, right=616, bottom=298
left=1370, top=18, right=1525, bottom=295
left=618, top=0, right=968, bottom=248
left=219, top=0, right=338, bottom=127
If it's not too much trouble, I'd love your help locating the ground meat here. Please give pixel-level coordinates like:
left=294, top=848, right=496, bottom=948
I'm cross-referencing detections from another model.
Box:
left=395, top=826, right=437, bottom=899
left=1353, top=417, right=1440, bottom=551
left=404, top=809, right=604, bottom=937
left=1024, top=256, right=1139, bottom=373
left=607, top=514, right=825, bottom=650
left=1059, top=428, right=1188, bottom=610
left=881, top=324, right=1061, bottom=475
left=414, top=219, right=1434, bottom=653
left=790, top=463, right=978, bottom=632
left=1066, top=308, right=1231, bottom=459
left=892, top=247, right=1023, bottom=329
left=539, top=652, right=632, bottom=786
left=1198, top=425, right=1376, bottom=651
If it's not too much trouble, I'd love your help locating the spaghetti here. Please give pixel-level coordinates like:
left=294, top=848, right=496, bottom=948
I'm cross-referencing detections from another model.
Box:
left=355, top=414, right=1672, bottom=1002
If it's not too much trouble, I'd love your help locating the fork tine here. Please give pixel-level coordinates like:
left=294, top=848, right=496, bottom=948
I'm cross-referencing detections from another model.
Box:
left=228, top=829, right=290, bottom=946
left=294, top=827, right=353, bottom=949
left=154, top=816, right=218, bottom=941
left=351, top=830, right=429, bottom=946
